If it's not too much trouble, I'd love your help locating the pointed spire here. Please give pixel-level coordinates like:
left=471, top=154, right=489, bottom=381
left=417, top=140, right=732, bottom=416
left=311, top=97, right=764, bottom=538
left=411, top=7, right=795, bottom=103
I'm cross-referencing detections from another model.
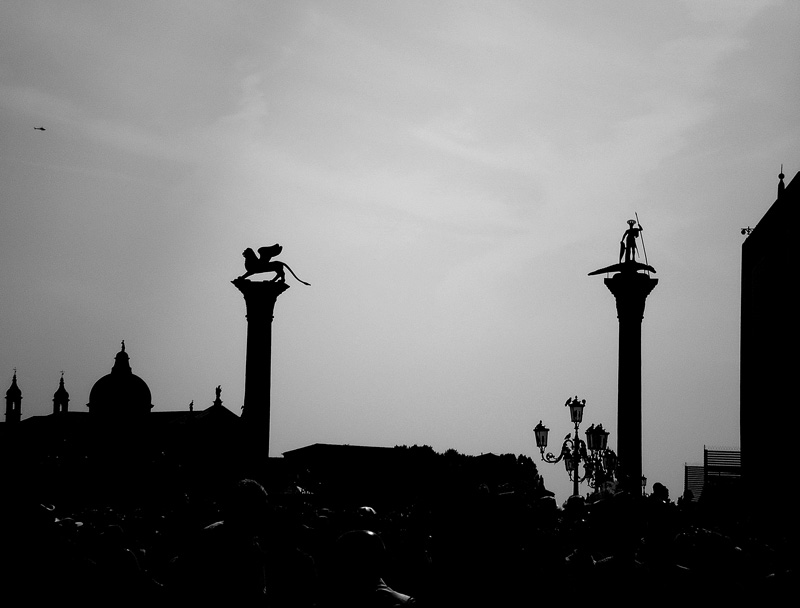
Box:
left=778, top=164, right=785, bottom=198
left=55, top=371, right=68, bottom=392
left=6, top=370, right=22, bottom=399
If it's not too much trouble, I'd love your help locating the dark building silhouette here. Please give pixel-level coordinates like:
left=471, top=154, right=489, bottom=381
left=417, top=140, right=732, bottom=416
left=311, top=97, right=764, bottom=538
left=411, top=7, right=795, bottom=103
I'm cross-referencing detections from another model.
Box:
left=740, top=168, right=799, bottom=517
left=1, top=343, right=247, bottom=506
left=703, top=446, right=741, bottom=497
left=282, top=443, right=545, bottom=510
left=684, top=462, right=704, bottom=501
left=683, top=447, right=741, bottom=504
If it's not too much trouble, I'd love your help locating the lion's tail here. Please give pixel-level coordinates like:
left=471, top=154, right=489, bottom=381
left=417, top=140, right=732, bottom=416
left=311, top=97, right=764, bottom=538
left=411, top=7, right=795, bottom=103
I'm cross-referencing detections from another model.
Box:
left=283, top=263, right=311, bottom=286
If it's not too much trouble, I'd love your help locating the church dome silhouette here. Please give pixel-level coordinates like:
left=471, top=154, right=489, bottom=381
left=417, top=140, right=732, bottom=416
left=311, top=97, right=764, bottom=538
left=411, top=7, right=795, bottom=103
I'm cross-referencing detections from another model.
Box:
left=87, top=342, right=153, bottom=416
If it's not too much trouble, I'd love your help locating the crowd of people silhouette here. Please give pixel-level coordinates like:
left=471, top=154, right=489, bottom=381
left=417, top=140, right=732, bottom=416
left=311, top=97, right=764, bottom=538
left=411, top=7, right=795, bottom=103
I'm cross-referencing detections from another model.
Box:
left=2, top=474, right=794, bottom=606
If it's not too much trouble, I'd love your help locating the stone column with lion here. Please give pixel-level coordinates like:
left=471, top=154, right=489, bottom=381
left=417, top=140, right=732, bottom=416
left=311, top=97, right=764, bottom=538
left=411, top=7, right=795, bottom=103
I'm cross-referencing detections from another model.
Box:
left=232, top=244, right=309, bottom=466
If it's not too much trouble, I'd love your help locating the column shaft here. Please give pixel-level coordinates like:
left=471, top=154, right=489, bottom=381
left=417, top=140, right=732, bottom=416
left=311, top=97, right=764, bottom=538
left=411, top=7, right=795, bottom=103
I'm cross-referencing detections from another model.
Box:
left=604, top=271, right=657, bottom=491
left=232, top=278, right=289, bottom=460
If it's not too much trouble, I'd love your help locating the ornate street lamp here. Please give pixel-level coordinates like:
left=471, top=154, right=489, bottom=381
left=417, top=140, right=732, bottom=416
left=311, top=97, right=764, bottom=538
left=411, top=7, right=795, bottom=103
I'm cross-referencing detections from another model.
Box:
left=534, top=397, right=617, bottom=497
left=567, top=396, right=585, bottom=425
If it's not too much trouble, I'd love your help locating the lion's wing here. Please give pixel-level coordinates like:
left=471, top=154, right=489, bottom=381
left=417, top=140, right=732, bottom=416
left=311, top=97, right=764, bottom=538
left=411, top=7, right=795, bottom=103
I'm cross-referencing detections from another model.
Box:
left=257, top=244, right=282, bottom=259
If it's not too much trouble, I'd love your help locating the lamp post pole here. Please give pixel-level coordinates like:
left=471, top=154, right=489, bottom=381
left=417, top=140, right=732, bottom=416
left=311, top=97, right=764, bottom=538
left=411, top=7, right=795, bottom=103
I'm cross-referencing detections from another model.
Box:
left=569, top=418, right=581, bottom=497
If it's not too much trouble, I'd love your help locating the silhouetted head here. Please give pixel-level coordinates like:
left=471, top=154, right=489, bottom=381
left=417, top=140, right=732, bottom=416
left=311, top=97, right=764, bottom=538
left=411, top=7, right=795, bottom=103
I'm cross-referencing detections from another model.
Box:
left=226, top=478, right=269, bottom=531
left=357, top=506, right=377, bottom=522
left=628, top=219, right=636, bottom=227
left=563, top=494, right=586, bottom=514
left=334, top=529, right=386, bottom=583
left=652, top=482, right=669, bottom=502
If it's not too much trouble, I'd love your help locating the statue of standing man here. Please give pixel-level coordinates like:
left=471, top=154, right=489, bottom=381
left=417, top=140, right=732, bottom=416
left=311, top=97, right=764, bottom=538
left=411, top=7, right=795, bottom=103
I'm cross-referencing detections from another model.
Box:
left=619, top=219, right=643, bottom=264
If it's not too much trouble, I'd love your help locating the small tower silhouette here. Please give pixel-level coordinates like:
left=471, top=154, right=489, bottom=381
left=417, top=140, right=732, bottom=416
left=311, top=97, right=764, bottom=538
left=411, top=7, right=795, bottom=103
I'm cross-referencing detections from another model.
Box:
left=5, top=371, right=22, bottom=424
left=53, top=373, right=69, bottom=414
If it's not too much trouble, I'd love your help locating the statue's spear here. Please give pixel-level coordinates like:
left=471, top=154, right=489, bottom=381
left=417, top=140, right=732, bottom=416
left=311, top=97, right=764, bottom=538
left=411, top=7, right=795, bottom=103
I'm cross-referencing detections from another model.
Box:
left=635, top=212, right=649, bottom=268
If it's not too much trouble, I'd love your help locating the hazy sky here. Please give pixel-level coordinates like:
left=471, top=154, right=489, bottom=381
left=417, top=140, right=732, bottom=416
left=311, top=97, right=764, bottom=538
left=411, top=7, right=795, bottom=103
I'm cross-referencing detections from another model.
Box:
left=2, top=1, right=798, bottom=504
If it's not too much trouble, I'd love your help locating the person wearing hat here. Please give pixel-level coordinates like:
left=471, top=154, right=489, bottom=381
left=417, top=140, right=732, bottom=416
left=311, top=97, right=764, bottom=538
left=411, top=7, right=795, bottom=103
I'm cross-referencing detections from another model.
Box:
left=620, top=219, right=643, bottom=263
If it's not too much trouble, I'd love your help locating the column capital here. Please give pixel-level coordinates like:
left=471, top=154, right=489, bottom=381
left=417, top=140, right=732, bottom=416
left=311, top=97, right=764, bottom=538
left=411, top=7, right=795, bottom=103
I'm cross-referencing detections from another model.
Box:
left=604, top=272, right=658, bottom=321
left=232, top=278, right=289, bottom=318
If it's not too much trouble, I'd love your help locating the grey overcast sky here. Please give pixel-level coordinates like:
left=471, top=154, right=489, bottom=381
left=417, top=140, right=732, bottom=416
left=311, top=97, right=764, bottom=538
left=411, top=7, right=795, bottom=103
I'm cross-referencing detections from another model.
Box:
left=1, top=1, right=798, bottom=504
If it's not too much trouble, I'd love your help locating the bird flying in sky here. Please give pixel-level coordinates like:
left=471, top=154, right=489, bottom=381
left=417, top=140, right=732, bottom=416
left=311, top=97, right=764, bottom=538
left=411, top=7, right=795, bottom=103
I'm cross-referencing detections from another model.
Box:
left=34, top=126, right=46, bottom=131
